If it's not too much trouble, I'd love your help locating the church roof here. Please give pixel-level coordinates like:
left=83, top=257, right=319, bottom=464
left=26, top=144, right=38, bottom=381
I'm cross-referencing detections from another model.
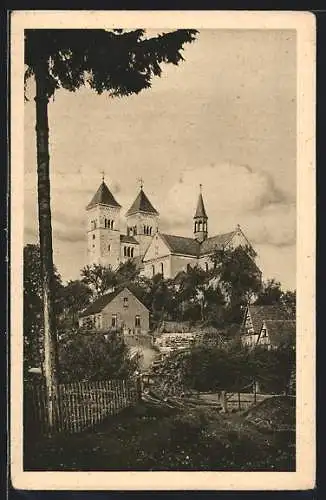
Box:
left=199, top=231, right=237, bottom=255
left=194, top=192, right=208, bottom=219
left=161, top=234, right=200, bottom=257
left=120, top=235, right=139, bottom=245
left=126, top=188, right=159, bottom=217
left=159, top=230, right=239, bottom=257
left=86, top=181, right=121, bottom=210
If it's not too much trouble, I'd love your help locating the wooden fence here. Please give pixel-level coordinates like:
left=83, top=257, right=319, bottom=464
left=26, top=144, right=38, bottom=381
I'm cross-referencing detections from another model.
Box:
left=24, top=379, right=139, bottom=437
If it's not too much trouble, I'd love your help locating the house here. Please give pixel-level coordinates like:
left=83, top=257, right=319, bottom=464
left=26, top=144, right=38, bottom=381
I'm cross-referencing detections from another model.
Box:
left=79, top=286, right=150, bottom=334
left=85, top=177, right=260, bottom=280
left=241, top=304, right=295, bottom=349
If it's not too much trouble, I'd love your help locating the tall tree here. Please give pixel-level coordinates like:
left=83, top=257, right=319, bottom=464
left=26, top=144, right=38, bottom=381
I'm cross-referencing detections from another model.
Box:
left=24, top=28, right=197, bottom=428
left=255, top=279, right=283, bottom=306
left=23, top=244, right=63, bottom=371
left=210, top=245, right=262, bottom=324
left=81, top=263, right=117, bottom=299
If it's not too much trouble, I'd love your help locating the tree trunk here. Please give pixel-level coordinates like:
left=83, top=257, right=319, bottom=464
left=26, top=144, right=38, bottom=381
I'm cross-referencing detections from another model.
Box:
left=34, top=63, right=59, bottom=432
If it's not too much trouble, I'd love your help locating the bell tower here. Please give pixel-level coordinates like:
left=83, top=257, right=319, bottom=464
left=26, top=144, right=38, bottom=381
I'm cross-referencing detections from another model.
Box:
left=194, top=184, right=208, bottom=243
left=86, top=174, right=122, bottom=269
left=125, top=180, right=159, bottom=256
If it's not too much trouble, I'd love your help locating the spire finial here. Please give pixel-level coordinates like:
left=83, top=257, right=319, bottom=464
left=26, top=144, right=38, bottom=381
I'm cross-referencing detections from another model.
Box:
left=101, top=170, right=105, bottom=183
left=138, top=177, right=144, bottom=190
left=199, top=183, right=202, bottom=193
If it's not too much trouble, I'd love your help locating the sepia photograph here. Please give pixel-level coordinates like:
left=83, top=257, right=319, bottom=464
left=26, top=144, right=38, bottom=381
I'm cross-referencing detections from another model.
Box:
left=11, top=11, right=315, bottom=491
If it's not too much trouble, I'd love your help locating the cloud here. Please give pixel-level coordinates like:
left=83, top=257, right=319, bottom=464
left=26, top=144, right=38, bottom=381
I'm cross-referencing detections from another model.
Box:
left=158, top=161, right=296, bottom=250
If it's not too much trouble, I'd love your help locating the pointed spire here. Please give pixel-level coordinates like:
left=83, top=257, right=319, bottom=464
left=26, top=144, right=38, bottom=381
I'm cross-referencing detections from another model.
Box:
left=194, top=185, right=207, bottom=219
left=126, top=184, right=159, bottom=217
left=86, top=180, right=121, bottom=210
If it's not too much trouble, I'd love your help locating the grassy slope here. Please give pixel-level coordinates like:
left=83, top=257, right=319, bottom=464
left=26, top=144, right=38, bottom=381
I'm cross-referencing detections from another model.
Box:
left=24, top=396, right=295, bottom=471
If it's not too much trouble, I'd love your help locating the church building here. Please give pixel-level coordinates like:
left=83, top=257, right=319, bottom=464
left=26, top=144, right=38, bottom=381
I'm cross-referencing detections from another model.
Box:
left=86, top=178, right=257, bottom=280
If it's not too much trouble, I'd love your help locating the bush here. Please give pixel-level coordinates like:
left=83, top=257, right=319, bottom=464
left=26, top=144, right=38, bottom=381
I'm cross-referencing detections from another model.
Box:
left=58, top=331, right=137, bottom=382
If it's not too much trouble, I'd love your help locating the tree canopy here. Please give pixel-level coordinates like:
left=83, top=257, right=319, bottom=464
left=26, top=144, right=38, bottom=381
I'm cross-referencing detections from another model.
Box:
left=25, top=29, right=198, bottom=99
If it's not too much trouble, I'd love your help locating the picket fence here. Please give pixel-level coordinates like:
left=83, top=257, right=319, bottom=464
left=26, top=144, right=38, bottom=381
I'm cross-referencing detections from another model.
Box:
left=24, top=379, right=139, bottom=436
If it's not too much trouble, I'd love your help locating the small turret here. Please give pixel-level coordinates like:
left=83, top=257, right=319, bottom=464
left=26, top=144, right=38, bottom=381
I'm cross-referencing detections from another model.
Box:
left=193, top=184, right=208, bottom=243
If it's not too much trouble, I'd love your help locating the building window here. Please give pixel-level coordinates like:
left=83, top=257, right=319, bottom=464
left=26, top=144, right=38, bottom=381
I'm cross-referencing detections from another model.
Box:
left=194, top=222, right=197, bottom=232
left=108, top=244, right=111, bottom=252
left=123, top=297, right=128, bottom=308
left=124, top=246, right=127, bottom=257
left=161, top=262, right=164, bottom=276
left=131, top=247, right=134, bottom=258
left=152, top=265, right=155, bottom=276
left=92, top=234, right=95, bottom=240
left=198, top=221, right=202, bottom=231
left=127, top=247, right=131, bottom=257
left=135, top=315, right=141, bottom=327
left=205, top=262, right=209, bottom=272
left=111, top=314, right=117, bottom=328
left=133, top=225, right=137, bottom=235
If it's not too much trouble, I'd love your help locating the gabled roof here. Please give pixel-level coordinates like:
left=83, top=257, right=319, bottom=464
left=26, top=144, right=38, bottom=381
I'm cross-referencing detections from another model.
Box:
left=80, top=289, right=121, bottom=317
left=246, top=305, right=292, bottom=335
left=160, top=233, right=200, bottom=257
left=194, top=193, right=208, bottom=219
left=80, top=286, right=148, bottom=317
left=261, top=319, right=296, bottom=347
left=120, top=234, right=139, bottom=245
left=126, top=188, right=159, bottom=217
left=200, top=231, right=237, bottom=255
left=86, top=181, right=121, bottom=210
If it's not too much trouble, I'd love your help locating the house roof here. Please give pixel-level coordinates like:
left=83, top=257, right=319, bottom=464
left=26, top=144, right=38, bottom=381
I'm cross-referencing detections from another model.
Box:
left=80, top=289, right=121, bottom=317
left=80, top=286, right=148, bottom=317
left=262, top=319, right=296, bottom=347
left=160, top=233, right=201, bottom=257
left=247, top=305, right=292, bottom=334
left=86, top=181, right=121, bottom=210
left=194, top=193, right=208, bottom=219
left=120, top=234, right=139, bottom=245
left=126, top=188, right=159, bottom=217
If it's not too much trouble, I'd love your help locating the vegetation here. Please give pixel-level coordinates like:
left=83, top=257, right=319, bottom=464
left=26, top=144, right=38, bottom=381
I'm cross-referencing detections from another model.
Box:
left=155, top=342, right=295, bottom=396
left=24, top=397, right=295, bottom=471
left=59, top=332, right=137, bottom=383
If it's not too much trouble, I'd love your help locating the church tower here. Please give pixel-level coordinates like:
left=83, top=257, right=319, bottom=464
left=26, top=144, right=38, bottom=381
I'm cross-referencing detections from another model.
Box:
left=125, top=182, right=159, bottom=256
left=194, top=184, right=208, bottom=243
left=86, top=177, right=122, bottom=269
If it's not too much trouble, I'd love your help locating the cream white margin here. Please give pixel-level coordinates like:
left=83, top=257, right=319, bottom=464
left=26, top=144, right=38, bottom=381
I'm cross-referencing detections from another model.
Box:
left=10, top=10, right=316, bottom=491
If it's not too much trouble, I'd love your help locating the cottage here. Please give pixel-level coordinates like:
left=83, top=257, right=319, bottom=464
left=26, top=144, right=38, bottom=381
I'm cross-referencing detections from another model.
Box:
left=79, top=286, right=149, bottom=334
left=241, top=305, right=295, bottom=349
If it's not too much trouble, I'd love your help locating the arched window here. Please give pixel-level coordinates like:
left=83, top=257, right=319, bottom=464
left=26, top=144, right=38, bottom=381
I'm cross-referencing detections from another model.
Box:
left=144, top=225, right=146, bottom=234
left=127, top=247, right=130, bottom=257
left=111, top=220, right=114, bottom=229
left=134, top=225, right=137, bottom=235
left=150, top=227, right=152, bottom=235
left=152, top=265, right=155, bottom=276
left=198, top=221, right=202, bottom=231
left=131, top=247, right=134, bottom=258
left=194, top=222, right=197, bottom=232
left=124, top=246, right=127, bottom=257
left=161, top=262, right=164, bottom=276
left=92, top=234, right=95, bottom=240
left=108, top=244, right=111, bottom=252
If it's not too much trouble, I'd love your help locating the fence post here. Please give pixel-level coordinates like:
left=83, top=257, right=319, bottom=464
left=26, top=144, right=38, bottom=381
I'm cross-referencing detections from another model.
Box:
left=221, top=390, right=228, bottom=413
left=135, top=372, right=143, bottom=402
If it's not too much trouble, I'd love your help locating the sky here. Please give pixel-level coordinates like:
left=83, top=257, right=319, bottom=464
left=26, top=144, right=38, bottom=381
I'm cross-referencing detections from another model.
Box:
left=24, top=29, right=297, bottom=290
